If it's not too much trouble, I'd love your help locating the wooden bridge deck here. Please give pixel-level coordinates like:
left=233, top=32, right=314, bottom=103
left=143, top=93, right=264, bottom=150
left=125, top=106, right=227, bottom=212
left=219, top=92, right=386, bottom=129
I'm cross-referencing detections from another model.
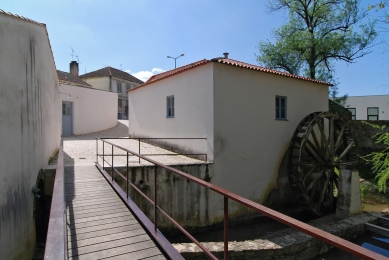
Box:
left=65, top=165, right=167, bottom=260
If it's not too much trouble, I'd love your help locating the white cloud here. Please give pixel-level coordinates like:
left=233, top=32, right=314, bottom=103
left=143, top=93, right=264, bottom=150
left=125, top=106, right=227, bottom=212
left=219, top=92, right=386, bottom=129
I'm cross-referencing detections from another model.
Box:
left=130, top=68, right=165, bottom=82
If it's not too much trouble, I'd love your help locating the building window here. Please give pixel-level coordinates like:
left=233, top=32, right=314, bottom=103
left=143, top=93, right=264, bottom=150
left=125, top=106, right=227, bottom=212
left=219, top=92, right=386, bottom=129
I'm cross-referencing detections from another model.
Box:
left=118, top=99, right=122, bottom=107
left=117, top=82, right=122, bottom=92
left=367, top=107, right=379, bottom=120
left=126, top=84, right=131, bottom=90
left=118, top=113, right=122, bottom=119
left=347, top=108, right=356, bottom=120
left=62, top=103, right=70, bottom=115
left=167, top=95, right=174, bottom=118
left=276, top=96, right=287, bottom=120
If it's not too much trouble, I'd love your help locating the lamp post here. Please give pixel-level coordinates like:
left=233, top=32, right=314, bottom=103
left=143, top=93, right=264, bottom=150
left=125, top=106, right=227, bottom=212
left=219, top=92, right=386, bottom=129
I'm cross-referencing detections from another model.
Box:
left=167, top=54, right=184, bottom=68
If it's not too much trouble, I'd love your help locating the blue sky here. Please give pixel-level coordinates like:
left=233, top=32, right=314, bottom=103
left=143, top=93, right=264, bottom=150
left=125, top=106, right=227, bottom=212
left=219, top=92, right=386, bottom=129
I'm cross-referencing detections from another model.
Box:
left=2, top=0, right=388, bottom=96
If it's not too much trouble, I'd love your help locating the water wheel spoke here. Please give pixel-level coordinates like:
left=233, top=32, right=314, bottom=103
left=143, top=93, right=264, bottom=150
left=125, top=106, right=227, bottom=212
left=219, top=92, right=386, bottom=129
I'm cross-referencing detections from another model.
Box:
left=302, top=165, right=319, bottom=183
left=318, top=171, right=332, bottom=207
left=318, top=119, right=330, bottom=159
left=336, top=141, right=355, bottom=162
left=334, top=125, right=345, bottom=152
left=310, top=127, right=322, bottom=155
left=305, top=140, right=325, bottom=163
left=329, top=116, right=335, bottom=159
left=306, top=168, right=326, bottom=191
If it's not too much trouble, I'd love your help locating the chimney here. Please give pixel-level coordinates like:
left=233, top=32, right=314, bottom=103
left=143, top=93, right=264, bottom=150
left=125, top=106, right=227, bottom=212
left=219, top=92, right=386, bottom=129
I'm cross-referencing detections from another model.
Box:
left=223, top=52, right=229, bottom=59
left=70, top=61, right=79, bottom=77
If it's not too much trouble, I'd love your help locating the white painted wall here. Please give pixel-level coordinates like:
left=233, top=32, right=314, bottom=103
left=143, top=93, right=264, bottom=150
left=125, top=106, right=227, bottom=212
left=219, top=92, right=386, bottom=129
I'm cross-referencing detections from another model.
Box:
left=345, top=95, right=389, bottom=120
left=212, top=63, right=329, bottom=216
left=128, top=63, right=214, bottom=160
left=0, top=13, right=61, bottom=260
left=60, top=84, right=118, bottom=135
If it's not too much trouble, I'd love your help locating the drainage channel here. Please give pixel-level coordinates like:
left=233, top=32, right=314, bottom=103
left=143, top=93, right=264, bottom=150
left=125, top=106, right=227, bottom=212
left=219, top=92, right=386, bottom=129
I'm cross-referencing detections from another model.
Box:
left=320, top=216, right=389, bottom=259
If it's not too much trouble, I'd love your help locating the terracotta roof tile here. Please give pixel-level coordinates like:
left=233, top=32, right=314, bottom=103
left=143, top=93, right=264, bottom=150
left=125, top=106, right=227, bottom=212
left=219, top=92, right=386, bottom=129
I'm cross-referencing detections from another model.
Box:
left=210, top=58, right=331, bottom=86
left=128, top=57, right=331, bottom=92
left=129, top=60, right=210, bottom=91
left=57, top=70, right=91, bottom=87
left=80, top=66, right=144, bottom=84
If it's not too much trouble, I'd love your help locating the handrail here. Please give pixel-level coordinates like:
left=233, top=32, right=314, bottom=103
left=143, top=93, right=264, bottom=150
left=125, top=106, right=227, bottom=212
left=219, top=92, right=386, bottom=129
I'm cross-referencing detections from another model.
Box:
left=96, top=136, right=208, bottom=164
left=96, top=138, right=387, bottom=260
left=44, top=141, right=67, bottom=260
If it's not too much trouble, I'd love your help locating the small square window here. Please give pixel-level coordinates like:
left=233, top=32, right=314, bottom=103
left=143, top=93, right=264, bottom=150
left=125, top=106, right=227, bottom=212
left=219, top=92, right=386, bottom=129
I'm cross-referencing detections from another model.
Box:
left=117, top=82, right=122, bottom=92
left=126, top=84, right=131, bottom=90
left=347, top=108, right=356, bottom=120
left=276, top=96, right=287, bottom=120
left=367, top=107, right=379, bottom=120
left=167, top=96, right=174, bottom=118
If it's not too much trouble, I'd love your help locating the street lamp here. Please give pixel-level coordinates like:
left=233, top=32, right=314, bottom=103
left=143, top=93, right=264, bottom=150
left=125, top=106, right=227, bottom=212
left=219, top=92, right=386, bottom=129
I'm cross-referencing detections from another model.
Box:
left=167, top=54, right=184, bottom=68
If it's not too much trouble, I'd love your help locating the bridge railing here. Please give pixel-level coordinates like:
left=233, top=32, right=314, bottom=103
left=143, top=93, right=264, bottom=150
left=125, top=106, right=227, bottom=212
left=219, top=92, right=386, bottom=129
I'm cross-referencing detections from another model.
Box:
left=44, top=141, right=67, bottom=260
left=96, top=137, right=386, bottom=260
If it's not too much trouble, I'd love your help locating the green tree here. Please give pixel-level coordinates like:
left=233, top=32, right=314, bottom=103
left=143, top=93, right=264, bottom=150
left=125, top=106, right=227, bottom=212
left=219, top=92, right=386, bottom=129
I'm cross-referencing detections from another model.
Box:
left=256, top=0, right=377, bottom=104
left=362, top=122, right=389, bottom=193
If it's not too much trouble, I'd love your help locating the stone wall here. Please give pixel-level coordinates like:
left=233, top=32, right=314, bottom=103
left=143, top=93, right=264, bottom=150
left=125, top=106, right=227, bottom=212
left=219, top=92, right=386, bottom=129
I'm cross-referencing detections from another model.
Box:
left=174, top=212, right=380, bottom=260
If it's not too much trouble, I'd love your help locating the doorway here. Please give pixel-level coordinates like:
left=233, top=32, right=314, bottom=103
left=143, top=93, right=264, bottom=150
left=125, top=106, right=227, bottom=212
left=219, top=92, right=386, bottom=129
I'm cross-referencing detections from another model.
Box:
left=62, top=101, right=73, bottom=136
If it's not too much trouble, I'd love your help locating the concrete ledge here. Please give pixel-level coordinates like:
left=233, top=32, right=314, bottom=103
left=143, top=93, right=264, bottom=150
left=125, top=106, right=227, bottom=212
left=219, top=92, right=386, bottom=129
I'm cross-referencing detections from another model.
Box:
left=173, top=212, right=381, bottom=260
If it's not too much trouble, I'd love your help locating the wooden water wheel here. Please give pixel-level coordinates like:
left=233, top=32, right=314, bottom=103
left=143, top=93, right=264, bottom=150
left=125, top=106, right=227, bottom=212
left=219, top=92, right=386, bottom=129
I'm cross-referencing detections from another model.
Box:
left=288, top=111, right=358, bottom=216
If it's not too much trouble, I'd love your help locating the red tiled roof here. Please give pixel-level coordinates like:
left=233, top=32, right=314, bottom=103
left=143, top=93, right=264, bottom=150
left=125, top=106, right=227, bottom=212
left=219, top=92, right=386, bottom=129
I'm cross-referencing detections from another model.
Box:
left=57, top=70, right=91, bottom=87
left=128, top=59, right=210, bottom=91
left=80, top=66, right=144, bottom=84
left=128, top=57, right=331, bottom=92
left=211, top=58, right=332, bottom=86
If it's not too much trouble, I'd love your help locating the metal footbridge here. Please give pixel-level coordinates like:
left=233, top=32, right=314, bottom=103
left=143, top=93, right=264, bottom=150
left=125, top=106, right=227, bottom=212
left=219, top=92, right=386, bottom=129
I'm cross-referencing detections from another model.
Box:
left=43, top=138, right=388, bottom=260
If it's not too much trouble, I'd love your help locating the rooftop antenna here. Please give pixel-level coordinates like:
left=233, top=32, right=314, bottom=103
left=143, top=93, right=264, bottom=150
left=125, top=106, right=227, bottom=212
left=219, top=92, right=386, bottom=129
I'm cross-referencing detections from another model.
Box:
left=120, top=64, right=122, bottom=70
left=70, top=47, right=75, bottom=61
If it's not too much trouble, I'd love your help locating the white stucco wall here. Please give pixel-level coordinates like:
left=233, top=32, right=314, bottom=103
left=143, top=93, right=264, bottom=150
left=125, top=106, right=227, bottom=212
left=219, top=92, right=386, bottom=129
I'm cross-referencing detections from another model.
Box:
left=212, top=63, right=329, bottom=215
left=60, top=84, right=118, bottom=135
left=128, top=63, right=214, bottom=160
left=0, top=13, right=61, bottom=260
left=345, top=95, right=389, bottom=120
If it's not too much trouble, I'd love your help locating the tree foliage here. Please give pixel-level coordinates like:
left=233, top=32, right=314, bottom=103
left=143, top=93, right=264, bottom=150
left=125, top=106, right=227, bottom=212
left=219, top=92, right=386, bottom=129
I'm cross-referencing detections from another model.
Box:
left=256, top=0, right=377, bottom=87
left=362, top=122, right=389, bottom=193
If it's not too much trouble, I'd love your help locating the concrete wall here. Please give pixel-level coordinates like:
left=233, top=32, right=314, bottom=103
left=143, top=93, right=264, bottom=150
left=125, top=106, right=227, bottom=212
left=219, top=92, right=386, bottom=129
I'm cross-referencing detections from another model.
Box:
left=60, top=84, right=118, bottom=135
left=212, top=63, right=329, bottom=215
left=0, top=13, right=61, bottom=260
left=110, top=164, right=216, bottom=229
left=346, top=95, right=389, bottom=120
left=128, top=63, right=214, bottom=160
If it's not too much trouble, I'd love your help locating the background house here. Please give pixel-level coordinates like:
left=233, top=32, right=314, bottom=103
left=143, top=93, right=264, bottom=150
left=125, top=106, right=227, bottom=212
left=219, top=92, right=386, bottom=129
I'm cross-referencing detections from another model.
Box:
left=58, top=62, right=118, bottom=136
left=80, top=66, right=143, bottom=119
left=345, top=95, right=389, bottom=120
left=0, top=11, right=61, bottom=260
left=128, top=53, right=330, bottom=221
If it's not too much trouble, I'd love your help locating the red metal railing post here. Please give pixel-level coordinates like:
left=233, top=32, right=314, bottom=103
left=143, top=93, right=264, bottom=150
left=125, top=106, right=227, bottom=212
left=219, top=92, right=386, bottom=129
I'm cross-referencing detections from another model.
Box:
left=96, top=138, right=98, bottom=163
left=111, top=145, right=114, bottom=181
left=126, top=151, right=129, bottom=198
left=224, top=196, right=228, bottom=260
left=154, top=165, right=157, bottom=233
left=138, top=138, right=141, bottom=164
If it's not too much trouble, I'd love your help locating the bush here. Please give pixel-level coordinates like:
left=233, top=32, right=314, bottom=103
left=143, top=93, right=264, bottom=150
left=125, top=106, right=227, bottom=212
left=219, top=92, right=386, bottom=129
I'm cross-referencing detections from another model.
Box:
left=361, top=122, right=389, bottom=193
